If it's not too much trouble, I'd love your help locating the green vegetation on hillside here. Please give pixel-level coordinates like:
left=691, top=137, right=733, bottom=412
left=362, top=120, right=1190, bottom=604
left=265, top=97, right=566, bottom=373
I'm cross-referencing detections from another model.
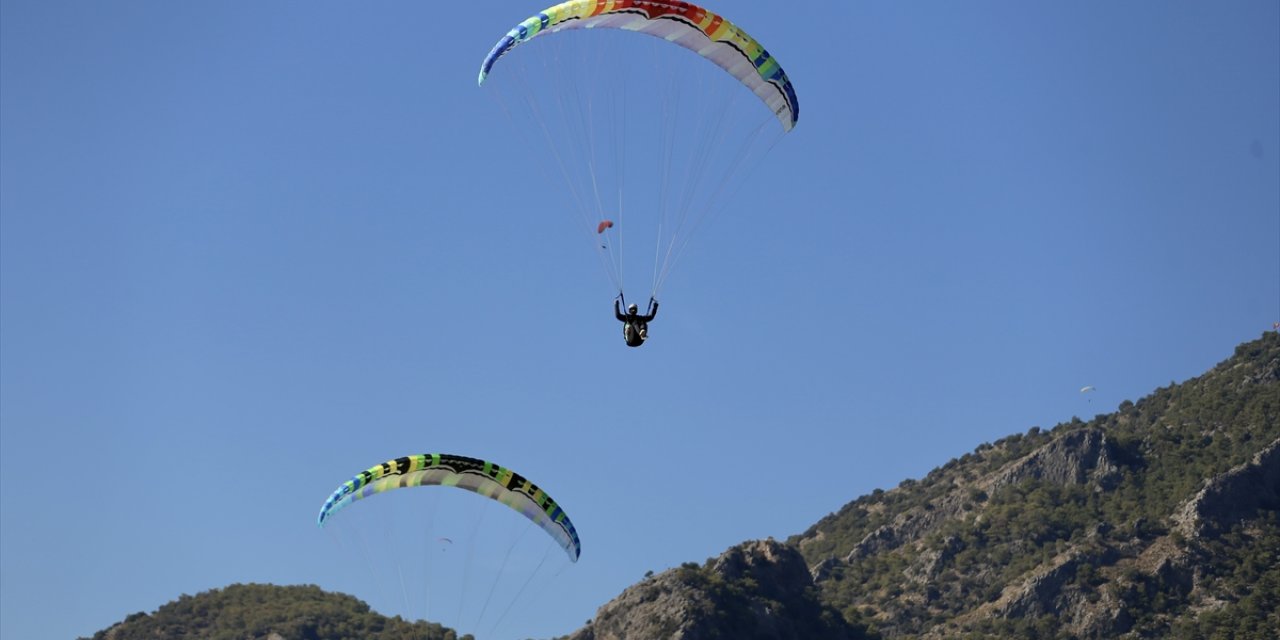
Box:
left=81, top=583, right=469, bottom=640
left=792, top=332, right=1280, bottom=638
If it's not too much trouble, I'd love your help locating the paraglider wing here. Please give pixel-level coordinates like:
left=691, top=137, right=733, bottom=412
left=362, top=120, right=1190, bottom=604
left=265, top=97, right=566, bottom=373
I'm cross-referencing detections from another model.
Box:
left=597, top=220, right=614, bottom=234
left=1080, top=386, right=1096, bottom=393
left=478, top=0, right=799, bottom=132
left=317, top=453, right=581, bottom=562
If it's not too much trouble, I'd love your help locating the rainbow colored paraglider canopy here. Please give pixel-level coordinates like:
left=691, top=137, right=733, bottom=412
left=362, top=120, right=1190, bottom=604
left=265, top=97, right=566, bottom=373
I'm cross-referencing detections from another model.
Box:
left=478, top=0, right=799, bottom=132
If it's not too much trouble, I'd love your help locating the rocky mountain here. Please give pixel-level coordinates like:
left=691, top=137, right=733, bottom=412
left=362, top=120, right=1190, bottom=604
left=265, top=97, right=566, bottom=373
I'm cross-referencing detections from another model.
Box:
left=788, top=331, right=1280, bottom=639
left=563, top=539, right=866, bottom=640
left=561, top=332, right=1279, bottom=639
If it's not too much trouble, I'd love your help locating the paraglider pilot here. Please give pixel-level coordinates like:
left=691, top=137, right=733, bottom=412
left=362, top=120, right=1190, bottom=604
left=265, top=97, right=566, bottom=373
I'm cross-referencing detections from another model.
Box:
left=615, top=295, right=658, bottom=347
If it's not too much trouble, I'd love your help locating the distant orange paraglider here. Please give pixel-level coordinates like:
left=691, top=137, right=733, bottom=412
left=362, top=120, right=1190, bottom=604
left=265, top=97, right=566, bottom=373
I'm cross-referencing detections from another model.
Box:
left=596, top=220, right=613, bottom=234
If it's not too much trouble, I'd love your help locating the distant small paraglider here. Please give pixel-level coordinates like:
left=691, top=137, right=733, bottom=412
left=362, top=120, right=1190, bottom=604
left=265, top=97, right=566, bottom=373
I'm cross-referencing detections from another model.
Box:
left=1081, top=386, right=1096, bottom=403
left=597, top=220, right=614, bottom=248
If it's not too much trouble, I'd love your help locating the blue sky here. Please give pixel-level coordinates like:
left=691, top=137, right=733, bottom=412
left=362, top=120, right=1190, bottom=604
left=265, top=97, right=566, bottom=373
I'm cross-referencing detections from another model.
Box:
left=2, top=2, right=1277, bottom=638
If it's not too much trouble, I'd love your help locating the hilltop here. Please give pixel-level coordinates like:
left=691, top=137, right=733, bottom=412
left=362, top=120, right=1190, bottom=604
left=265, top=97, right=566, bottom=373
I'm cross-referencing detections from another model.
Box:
left=81, top=583, right=468, bottom=640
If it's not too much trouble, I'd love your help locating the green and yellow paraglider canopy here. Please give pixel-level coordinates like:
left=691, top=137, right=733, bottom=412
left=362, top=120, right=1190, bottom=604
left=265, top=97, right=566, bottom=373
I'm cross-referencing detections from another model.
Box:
left=317, top=453, right=581, bottom=562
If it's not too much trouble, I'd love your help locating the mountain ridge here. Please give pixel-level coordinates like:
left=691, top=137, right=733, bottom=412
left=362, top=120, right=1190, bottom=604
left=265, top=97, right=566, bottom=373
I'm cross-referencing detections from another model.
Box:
left=565, top=332, right=1279, bottom=639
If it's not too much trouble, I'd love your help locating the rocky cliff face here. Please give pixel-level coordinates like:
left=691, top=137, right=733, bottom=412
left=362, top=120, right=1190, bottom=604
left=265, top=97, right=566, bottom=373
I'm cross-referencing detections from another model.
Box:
left=842, top=427, right=1121, bottom=564
left=565, top=539, right=865, bottom=640
left=984, top=427, right=1121, bottom=490
left=1175, top=439, right=1280, bottom=537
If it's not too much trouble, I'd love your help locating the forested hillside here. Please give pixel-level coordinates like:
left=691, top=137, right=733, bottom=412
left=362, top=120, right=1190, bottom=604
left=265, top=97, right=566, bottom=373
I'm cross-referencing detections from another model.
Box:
left=790, top=331, right=1279, bottom=639
left=81, top=584, right=468, bottom=640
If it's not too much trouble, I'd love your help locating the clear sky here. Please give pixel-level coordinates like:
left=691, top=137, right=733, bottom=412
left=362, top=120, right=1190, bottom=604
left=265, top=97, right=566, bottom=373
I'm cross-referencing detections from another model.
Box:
left=2, top=2, right=1277, bottom=639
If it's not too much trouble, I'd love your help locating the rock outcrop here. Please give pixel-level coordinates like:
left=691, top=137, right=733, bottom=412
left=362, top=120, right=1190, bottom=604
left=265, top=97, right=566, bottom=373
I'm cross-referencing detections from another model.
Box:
left=1174, top=438, right=1280, bottom=537
left=567, top=539, right=862, bottom=640
left=984, top=427, right=1120, bottom=491
left=844, top=427, right=1120, bottom=562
